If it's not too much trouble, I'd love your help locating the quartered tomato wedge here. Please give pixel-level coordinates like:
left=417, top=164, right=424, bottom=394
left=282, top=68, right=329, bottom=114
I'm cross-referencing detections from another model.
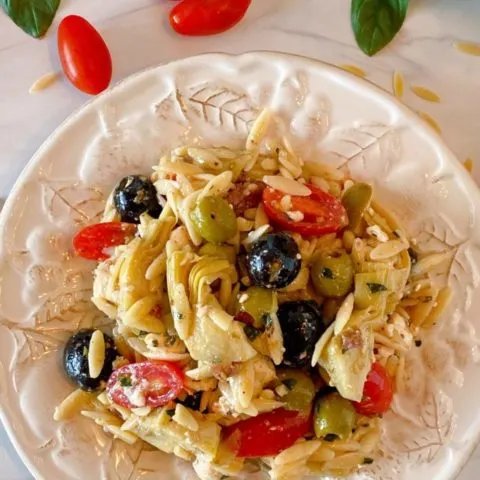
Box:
left=73, top=222, right=136, bottom=261
left=262, top=184, right=348, bottom=237
left=107, top=361, right=184, bottom=409
left=353, top=362, right=394, bottom=416
left=223, top=408, right=311, bottom=457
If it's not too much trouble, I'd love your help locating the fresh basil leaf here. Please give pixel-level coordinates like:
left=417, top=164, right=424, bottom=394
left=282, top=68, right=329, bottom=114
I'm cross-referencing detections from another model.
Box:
left=351, top=0, right=409, bottom=56
left=1, top=0, right=61, bottom=38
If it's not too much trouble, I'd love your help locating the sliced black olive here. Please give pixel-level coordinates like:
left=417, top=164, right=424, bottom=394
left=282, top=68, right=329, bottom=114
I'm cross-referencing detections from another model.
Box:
left=277, top=301, right=325, bottom=367
left=114, top=175, right=162, bottom=224
left=63, top=329, right=118, bottom=391
left=246, top=233, right=301, bottom=289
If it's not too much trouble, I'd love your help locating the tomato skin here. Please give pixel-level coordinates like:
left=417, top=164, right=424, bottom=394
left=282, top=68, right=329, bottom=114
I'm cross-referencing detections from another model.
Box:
left=170, top=0, right=252, bottom=36
left=353, top=363, right=394, bottom=416
left=223, top=408, right=311, bottom=457
left=107, top=361, right=184, bottom=409
left=58, top=15, right=112, bottom=95
left=262, top=185, right=348, bottom=237
left=73, top=222, right=136, bottom=261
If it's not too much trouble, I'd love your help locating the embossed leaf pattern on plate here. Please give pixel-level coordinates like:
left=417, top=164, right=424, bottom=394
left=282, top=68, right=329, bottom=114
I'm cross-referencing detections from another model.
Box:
left=0, top=53, right=479, bottom=480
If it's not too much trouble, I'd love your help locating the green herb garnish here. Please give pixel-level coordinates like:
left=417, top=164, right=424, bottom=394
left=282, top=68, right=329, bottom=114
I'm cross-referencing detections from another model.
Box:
left=367, top=282, right=387, bottom=293
left=244, top=325, right=260, bottom=342
left=363, top=457, right=374, bottom=465
left=119, top=376, right=132, bottom=387
left=351, top=0, right=409, bottom=56
left=166, top=409, right=175, bottom=417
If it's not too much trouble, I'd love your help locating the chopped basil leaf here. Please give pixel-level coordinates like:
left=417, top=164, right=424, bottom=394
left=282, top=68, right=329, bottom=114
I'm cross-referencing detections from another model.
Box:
left=166, top=409, right=175, bottom=417
left=119, top=375, right=132, bottom=387
left=367, top=282, right=387, bottom=293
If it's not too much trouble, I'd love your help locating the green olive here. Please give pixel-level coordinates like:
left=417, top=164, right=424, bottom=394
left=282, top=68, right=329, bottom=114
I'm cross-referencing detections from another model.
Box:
left=191, top=196, right=237, bottom=243
left=311, top=251, right=354, bottom=298
left=277, top=370, right=316, bottom=413
left=342, top=183, right=373, bottom=235
left=314, top=392, right=357, bottom=441
left=199, top=243, right=236, bottom=264
left=236, top=287, right=274, bottom=328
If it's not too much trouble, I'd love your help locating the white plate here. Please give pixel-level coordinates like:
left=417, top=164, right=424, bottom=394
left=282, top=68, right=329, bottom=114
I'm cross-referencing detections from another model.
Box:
left=0, top=52, right=479, bottom=480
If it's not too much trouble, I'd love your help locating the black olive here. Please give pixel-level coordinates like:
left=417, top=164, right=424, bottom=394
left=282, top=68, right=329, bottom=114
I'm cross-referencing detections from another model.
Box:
left=114, top=175, right=162, bottom=224
left=178, top=391, right=203, bottom=411
left=277, top=301, right=325, bottom=368
left=63, top=329, right=118, bottom=391
left=246, top=233, right=301, bottom=289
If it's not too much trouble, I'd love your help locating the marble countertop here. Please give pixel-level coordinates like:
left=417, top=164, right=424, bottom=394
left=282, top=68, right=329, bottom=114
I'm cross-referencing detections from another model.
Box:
left=0, top=0, right=479, bottom=478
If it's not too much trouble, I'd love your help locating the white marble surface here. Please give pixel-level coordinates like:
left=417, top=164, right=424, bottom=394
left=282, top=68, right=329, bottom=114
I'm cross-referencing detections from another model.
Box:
left=0, top=0, right=479, bottom=478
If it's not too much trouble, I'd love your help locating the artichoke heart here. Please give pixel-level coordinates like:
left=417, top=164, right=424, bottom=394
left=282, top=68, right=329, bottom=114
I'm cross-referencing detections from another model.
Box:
left=319, top=325, right=374, bottom=402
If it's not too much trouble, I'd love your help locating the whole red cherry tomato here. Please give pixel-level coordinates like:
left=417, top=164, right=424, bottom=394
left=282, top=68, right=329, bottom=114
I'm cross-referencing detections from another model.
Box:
left=58, top=15, right=112, bottom=95
left=223, top=408, right=311, bottom=457
left=107, top=361, right=184, bottom=408
left=353, top=362, right=394, bottom=416
left=262, top=184, right=348, bottom=237
left=73, top=222, right=136, bottom=261
left=170, top=0, right=252, bottom=36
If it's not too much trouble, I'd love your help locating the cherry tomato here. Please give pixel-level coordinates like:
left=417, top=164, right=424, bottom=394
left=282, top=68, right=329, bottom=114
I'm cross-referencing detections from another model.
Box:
left=107, top=361, right=184, bottom=408
left=58, top=15, right=112, bottom=95
left=223, top=408, right=311, bottom=457
left=234, top=311, right=255, bottom=325
left=262, top=185, right=348, bottom=237
left=73, top=222, right=136, bottom=261
left=353, top=362, right=394, bottom=416
left=170, top=0, right=252, bottom=36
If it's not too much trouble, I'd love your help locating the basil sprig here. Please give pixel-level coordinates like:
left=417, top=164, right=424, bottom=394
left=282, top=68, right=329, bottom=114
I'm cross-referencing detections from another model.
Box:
left=351, top=0, right=409, bottom=56
left=1, top=0, right=61, bottom=38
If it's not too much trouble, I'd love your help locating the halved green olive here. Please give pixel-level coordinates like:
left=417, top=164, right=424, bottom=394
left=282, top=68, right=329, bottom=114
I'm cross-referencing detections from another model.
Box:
left=236, top=287, right=274, bottom=329
left=277, top=370, right=316, bottom=413
left=314, top=392, right=357, bottom=441
left=191, top=196, right=237, bottom=243
left=311, top=251, right=354, bottom=298
left=342, top=183, right=373, bottom=235
left=199, top=243, right=236, bottom=264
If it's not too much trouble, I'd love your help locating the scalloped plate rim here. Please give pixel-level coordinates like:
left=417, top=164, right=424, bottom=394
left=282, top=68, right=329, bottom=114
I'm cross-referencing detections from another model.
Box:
left=0, top=51, right=478, bottom=480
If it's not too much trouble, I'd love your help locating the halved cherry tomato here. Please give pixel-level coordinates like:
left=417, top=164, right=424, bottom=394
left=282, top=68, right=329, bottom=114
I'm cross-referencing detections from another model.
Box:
left=262, top=185, right=348, bottom=237
left=73, top=222, right=136, bottom=261
left=107, top=361, right=184, bottom=408
left=58, top=15, right=112, bottom=95
left=353, top=362, right=394, bottom=416
left=223, top=408, right=311, bottom=457
left=170, top=0, right=252, bottom=36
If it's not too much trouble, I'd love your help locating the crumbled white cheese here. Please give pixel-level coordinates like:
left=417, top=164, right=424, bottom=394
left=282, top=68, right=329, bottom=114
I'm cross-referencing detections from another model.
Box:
left=286, top=210, right=304, bottom=222
left=238, top=293, right=249, bottom=304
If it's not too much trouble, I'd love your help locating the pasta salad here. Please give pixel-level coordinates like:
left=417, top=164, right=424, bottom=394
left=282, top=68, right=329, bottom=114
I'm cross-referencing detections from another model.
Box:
left=55, top=110, right=452, bottom=479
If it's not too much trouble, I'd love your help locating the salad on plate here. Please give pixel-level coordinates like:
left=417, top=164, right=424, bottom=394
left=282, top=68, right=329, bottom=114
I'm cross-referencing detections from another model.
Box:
left=54, top=109, right=451, bottom=480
